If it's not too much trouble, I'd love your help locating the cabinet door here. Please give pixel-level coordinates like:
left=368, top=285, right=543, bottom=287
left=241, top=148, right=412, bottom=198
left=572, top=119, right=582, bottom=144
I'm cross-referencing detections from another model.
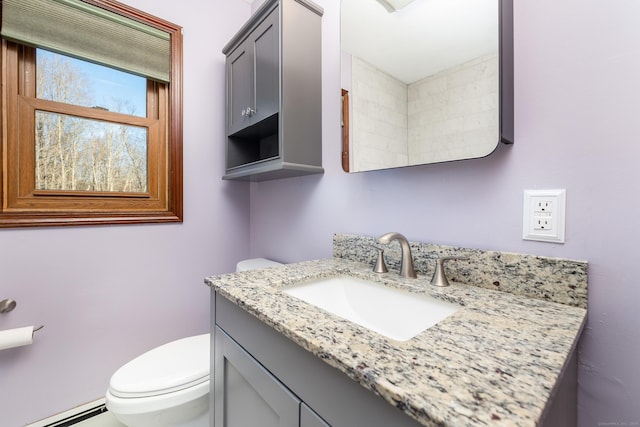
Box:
left=214, top=327, right=300, bottom=427
left=227, top=41, right=254, bottom=135
left=251, top=6, right=279, bottom=125
left=300, top=403, right=330, bottom=427
left=226, top=7, right=279, bottom=137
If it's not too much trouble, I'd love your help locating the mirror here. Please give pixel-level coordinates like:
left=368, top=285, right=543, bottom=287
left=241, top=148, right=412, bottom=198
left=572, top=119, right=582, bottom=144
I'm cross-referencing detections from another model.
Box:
left=341, top=0, right=513, bottom=172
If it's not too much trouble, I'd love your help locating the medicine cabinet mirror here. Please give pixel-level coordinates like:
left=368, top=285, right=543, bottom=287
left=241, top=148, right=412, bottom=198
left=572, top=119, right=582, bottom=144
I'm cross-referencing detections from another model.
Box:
left=340, top=0, right=513, bottom=172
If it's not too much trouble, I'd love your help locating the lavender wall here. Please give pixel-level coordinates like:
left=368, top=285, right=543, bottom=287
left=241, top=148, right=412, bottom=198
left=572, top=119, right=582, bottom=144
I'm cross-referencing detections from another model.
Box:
left=0, top=1, right=252, bottom=425
left=250, top=0, right=640, bottom=425
left=1, top=0, right=637, bottom=425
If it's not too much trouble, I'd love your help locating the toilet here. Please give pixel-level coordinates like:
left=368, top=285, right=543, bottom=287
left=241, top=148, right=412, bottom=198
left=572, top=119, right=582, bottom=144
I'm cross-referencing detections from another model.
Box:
left=105, top=258, right=283, bottom=427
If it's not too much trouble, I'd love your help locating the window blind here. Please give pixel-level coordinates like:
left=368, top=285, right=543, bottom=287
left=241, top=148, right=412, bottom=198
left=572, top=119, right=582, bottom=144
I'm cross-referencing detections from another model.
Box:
left=1, top=0, right=171, bottom=82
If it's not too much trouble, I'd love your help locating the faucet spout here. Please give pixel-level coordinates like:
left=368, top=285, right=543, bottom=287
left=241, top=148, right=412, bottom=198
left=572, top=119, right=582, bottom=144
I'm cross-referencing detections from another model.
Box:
left=377, top=232, right=417, bottom=278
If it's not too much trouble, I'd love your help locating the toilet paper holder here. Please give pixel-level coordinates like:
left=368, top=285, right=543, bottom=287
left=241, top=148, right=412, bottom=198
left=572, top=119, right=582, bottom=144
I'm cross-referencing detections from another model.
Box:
left=0, top=299, right=17, bottom=313
left=1, top=299, right=44, bottom=333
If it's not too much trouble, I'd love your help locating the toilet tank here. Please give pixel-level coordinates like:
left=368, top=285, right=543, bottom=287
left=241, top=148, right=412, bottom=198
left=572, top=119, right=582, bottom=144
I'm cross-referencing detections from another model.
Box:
left=235, top=258, right=283, bottom=272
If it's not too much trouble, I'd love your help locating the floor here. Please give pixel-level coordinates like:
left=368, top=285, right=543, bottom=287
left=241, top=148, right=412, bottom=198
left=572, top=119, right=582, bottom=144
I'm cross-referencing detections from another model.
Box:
left=72, top=411, right=124, bottom=427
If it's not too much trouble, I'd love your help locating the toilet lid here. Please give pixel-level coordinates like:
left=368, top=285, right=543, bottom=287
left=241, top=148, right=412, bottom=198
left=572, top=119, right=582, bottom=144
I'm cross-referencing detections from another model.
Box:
left=236, top=258, right=283, bottom=272
left=109, top=334, right=210, bottom=398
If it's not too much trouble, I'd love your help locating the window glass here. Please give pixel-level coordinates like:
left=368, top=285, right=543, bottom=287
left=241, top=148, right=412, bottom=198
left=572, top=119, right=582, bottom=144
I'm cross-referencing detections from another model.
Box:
left=36, top=49, right=147, bottom=117
left=35, top=111, right=148, bottom=193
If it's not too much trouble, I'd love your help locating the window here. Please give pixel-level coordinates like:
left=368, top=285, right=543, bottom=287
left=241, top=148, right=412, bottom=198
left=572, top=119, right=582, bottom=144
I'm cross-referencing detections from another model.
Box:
left=0, top=0, right=183, bottom=227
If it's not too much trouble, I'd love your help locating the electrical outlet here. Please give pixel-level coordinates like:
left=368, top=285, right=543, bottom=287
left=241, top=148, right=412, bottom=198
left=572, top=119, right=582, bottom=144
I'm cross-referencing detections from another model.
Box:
left=523, top=189, right=566, bottom=243
left=532, top=198, right=554, bottom=231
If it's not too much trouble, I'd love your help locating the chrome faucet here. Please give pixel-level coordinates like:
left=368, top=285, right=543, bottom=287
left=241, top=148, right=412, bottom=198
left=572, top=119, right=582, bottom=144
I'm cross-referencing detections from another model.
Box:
left=377, top=232, right=417, bottom=278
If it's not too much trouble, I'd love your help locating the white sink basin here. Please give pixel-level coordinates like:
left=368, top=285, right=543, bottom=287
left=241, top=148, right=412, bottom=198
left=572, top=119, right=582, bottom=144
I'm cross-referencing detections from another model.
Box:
left=282, top=275, right=461, bottom=341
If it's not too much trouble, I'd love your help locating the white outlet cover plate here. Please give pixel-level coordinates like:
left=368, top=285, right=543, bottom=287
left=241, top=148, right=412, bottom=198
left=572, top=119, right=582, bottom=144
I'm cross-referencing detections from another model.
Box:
left=522, top=189, right=566, bottom=243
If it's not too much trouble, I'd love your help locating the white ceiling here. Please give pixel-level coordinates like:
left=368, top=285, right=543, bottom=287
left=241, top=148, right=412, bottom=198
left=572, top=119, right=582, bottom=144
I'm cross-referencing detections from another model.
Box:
left=341, top=0, right=499, bottom=83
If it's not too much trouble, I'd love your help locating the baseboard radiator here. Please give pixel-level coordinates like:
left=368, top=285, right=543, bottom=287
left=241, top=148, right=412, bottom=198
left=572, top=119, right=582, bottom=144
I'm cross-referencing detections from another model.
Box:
left=26, top=398, right=108, bottom=427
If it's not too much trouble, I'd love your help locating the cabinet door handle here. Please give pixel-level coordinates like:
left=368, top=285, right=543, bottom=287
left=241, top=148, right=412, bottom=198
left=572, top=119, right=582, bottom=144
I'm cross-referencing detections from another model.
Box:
left=242, top=108, right=255, bottom=117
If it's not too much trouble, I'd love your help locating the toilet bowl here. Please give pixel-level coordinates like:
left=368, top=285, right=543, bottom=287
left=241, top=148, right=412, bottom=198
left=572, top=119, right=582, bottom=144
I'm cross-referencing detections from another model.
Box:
left=106, top=334, right=210, bottom=427
left=106, top=258, right=282, bottom=427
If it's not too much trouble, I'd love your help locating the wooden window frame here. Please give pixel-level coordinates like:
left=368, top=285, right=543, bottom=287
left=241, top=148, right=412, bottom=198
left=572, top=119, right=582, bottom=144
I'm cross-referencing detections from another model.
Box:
left=0, top=0, right=183, bottom=228
left=341, top=89, right=349, bottom=173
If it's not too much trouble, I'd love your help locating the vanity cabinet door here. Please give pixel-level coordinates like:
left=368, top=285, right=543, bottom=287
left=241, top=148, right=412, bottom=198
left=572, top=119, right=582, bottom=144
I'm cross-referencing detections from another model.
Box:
left=300, top=403, right=330, bottom=427
left=226, top=7, right=279, bottom=136
left=214, top=327, right=301, bottom=427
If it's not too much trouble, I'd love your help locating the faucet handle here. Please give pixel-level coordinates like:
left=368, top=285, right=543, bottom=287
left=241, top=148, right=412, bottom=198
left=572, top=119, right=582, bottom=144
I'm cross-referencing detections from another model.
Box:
left=430, top=256, right=469, bottom=287
left=370, top=245, right=388, bottom=274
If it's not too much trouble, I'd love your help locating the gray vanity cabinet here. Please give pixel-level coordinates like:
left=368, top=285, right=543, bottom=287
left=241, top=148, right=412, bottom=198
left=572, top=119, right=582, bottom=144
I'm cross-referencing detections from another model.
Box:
left=214, top=327, right=300, bottom=427
left=212, top=291, right=424, bottom=427
left=214, top=326, right=330, bottom=427
left=300, top=404, right=330, bottom=427
left=222, top=0, right=324, bottom=181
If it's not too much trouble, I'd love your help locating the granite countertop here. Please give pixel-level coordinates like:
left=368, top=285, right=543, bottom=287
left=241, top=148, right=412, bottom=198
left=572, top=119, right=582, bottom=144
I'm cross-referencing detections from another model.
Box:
left=205, top=258, right=587, bottom=427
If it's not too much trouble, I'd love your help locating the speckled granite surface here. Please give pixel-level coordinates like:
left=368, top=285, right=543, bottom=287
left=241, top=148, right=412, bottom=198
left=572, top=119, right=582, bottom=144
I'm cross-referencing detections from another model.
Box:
left=205, top=256, right=587, bottom=427
left=334, top=234, right=588, bottom=309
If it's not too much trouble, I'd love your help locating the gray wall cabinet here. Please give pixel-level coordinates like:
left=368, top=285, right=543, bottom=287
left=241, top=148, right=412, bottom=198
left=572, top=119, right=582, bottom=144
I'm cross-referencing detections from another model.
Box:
left=222, top=0, right=324, bottom=181
left=212, top=291, right=424, bottom=427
